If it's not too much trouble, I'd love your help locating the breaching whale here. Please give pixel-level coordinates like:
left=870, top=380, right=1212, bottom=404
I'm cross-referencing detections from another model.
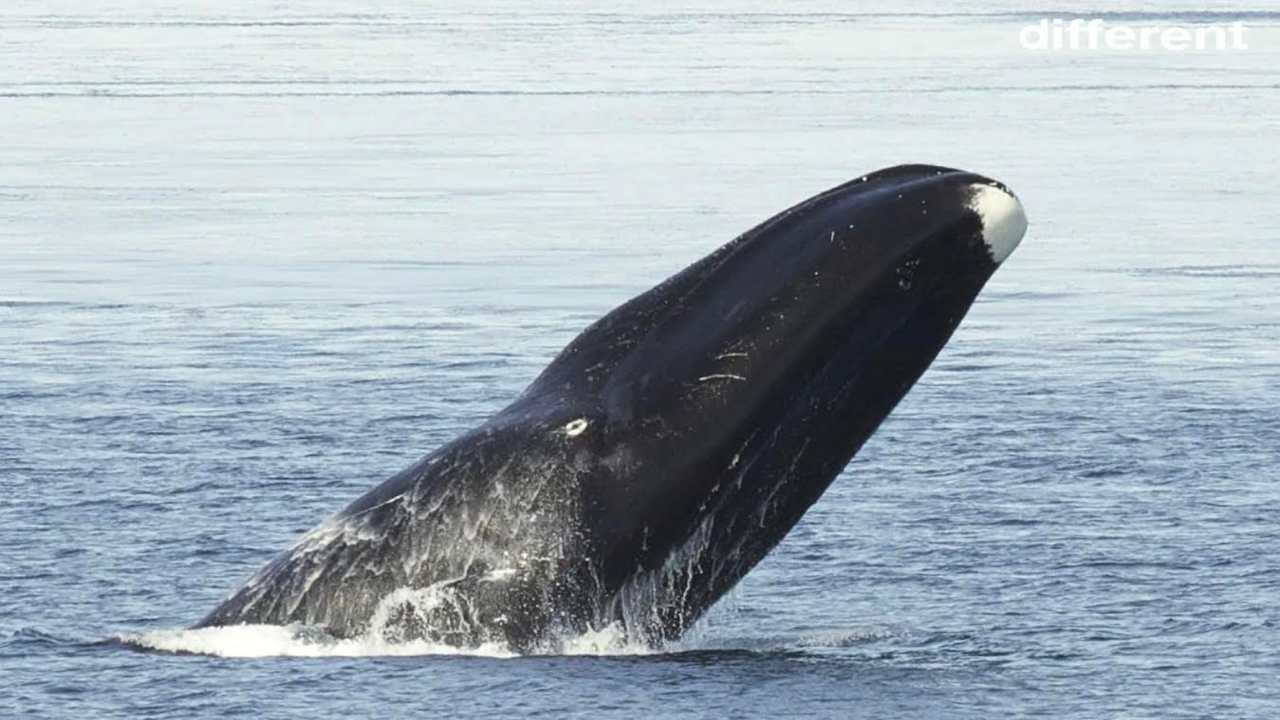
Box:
left=196, top=164, right=1028, bottom=651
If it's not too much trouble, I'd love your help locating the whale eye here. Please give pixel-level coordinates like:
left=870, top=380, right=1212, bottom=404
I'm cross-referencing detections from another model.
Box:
left=564, top=418, right=589, bottom=437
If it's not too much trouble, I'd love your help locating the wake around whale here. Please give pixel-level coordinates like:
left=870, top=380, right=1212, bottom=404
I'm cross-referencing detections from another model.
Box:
left=196, top=164, right=1029, bottom=652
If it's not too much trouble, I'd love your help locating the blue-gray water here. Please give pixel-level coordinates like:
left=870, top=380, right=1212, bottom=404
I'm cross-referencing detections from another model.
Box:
left=3, top=2, right=1278, bottom=718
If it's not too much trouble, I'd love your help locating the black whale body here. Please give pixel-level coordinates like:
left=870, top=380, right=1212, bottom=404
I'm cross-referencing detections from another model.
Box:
left=197, top=164, right=1028, bottom=651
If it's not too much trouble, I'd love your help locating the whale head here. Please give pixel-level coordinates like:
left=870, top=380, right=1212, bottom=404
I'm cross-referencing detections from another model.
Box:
left=507, top=164, right=1028, bottom=639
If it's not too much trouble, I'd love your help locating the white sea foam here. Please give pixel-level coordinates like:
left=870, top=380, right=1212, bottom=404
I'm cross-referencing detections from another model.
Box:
left=119, top=624, right=516, bottom=658
left=117, top=621, right=660, bottom=659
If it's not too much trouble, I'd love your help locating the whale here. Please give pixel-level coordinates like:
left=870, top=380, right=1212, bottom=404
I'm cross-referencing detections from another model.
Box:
left=196, top=164, right=1028, bottom=651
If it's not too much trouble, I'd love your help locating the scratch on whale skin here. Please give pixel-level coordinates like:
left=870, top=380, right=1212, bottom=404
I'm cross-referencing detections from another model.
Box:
left=697, top=374, right=746, bottom=383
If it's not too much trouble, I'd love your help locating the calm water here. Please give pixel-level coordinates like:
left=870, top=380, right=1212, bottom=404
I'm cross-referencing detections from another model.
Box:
left=3, top=2, right=1279, bottom=717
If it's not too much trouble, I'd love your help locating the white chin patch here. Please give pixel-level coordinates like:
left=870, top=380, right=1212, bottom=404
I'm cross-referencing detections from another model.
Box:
left=966, top=183, right=1028, bottom=264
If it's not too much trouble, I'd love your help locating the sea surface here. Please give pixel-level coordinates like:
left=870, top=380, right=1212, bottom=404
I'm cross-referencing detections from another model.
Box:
left=3, top=2, right=1278, bottom=718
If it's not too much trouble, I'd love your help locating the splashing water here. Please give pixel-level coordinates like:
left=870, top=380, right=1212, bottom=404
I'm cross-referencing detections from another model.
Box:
left=118, top=624, right=512, bottom=659
left=117, top=622, right=668, bottom=659
left=116, top=584, right=662, bottom=658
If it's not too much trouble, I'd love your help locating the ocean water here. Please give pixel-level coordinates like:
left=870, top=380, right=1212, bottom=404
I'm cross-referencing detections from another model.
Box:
left=3, top=2, right=1279, bottom=717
